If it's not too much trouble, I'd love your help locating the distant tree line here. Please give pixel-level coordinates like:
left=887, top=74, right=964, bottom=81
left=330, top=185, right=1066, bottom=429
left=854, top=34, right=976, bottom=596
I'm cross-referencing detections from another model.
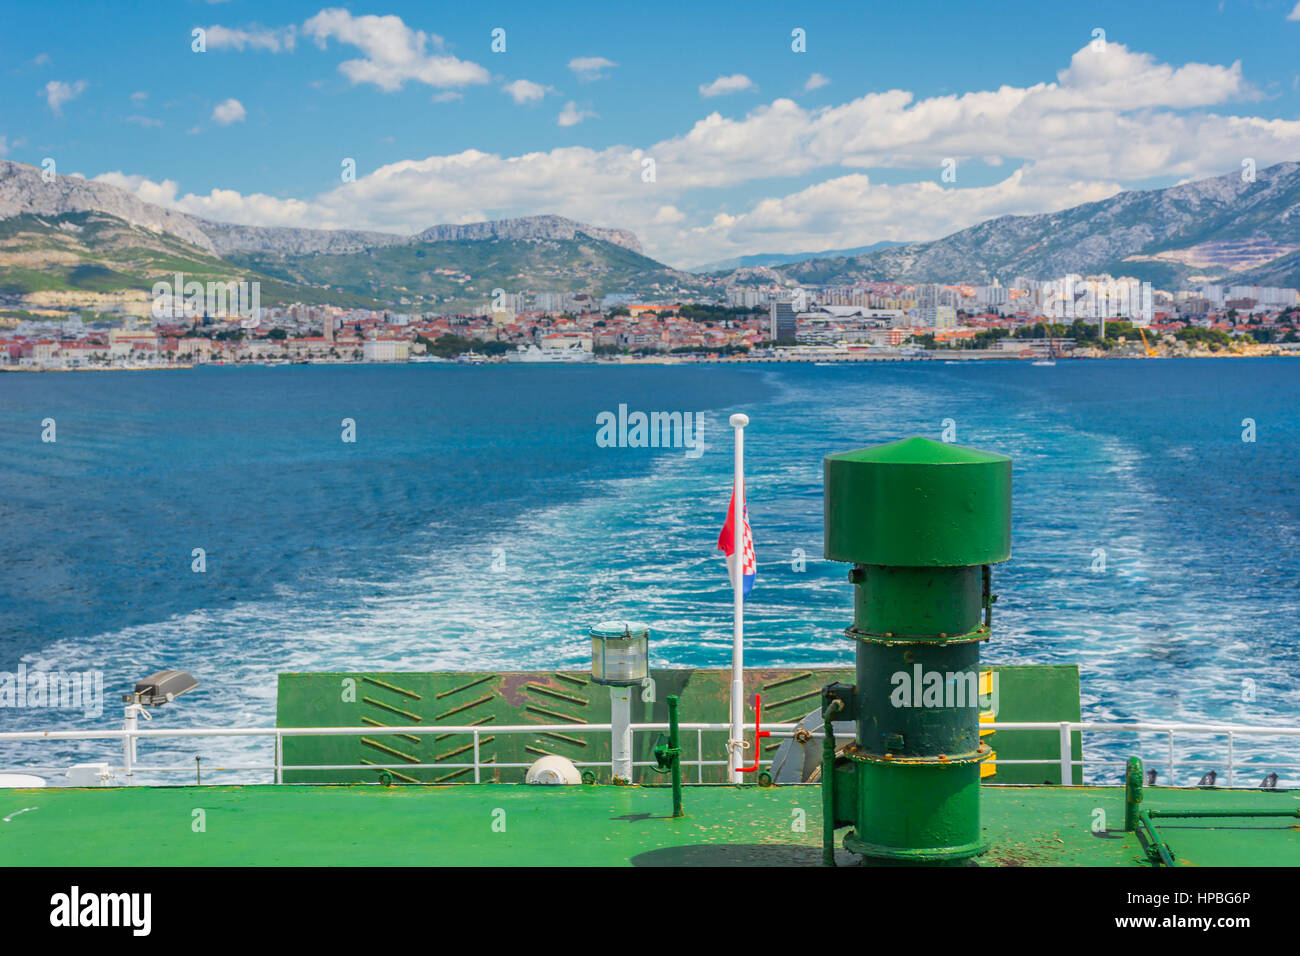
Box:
left=676, top=304, right=759, bottom=323
left=418, top=333, right=510, bottom=357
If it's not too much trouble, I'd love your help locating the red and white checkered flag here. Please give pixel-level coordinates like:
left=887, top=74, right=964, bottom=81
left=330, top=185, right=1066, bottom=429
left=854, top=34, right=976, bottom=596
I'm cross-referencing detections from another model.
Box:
left=718, top=482, right=755, bottom=597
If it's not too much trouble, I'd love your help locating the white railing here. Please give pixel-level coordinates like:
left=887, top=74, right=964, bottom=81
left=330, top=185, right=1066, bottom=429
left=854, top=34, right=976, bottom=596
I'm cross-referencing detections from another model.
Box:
left=987, top=721, right=1300, bottom=788
left=1, top=720, right=1297, bottom=788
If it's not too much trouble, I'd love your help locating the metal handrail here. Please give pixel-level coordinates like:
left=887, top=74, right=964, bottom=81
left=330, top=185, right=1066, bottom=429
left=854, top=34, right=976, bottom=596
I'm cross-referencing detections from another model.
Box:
left=2, top=720, right=1297, bottom=787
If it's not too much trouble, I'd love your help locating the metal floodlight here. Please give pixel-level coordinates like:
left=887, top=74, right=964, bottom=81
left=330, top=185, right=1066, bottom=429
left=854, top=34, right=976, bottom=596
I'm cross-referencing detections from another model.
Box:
left=125, top=669, right=199, bottom=707
left=589, top=622, right=649, bottom=687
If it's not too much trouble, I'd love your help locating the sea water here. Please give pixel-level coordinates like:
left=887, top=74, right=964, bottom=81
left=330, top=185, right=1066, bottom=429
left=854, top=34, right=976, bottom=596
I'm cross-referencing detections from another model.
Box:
left=1, top=358, right=1297, bottom=783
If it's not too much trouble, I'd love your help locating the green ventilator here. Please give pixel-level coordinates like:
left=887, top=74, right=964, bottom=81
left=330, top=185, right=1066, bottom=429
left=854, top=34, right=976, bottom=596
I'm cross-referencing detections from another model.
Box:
left=820, top=436, right=1011, bottom=864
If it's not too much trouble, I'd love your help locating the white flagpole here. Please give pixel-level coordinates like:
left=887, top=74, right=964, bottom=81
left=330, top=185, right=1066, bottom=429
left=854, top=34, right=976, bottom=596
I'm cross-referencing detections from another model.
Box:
left=728, top=412, right=749, bottom=783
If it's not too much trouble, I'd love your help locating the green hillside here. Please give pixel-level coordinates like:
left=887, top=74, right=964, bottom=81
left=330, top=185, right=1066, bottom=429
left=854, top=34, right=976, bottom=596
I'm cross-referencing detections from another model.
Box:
left=227, top=234, right=708, bottom=310
left=0, top=211, right=387, bottom=309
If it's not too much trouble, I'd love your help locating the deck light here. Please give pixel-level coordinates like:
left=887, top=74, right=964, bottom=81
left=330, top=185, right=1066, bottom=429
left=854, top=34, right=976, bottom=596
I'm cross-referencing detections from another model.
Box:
left=590, top=622, right=651, bottom=784
left=124, top=669, right=199, bottom=707
left=589, top=622, right=648, bottom=687
left=120, top=670, right=199, bottom=780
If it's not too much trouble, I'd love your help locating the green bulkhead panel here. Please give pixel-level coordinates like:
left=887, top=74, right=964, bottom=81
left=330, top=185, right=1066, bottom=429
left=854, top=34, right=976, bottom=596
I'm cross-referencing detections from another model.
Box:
left=273, top=664, right=1080, bottom=786
left=274, top=668, right=853, bottom=785
left=981, top=664, right=1083, bottom=785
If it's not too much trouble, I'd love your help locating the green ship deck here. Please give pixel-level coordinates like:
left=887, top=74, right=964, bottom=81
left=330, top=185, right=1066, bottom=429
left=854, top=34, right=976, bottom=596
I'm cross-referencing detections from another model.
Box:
left=3, top=782, right=1296, bottom=867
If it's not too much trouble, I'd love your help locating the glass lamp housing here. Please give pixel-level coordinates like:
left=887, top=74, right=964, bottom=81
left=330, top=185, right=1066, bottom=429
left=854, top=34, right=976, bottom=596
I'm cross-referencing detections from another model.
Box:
left=590, top=621, right=649, bottom=686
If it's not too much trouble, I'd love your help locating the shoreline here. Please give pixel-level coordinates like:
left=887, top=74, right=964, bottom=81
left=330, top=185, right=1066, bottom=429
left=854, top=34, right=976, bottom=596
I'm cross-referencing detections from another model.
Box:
left=2, top=351, right=1295, bottom=372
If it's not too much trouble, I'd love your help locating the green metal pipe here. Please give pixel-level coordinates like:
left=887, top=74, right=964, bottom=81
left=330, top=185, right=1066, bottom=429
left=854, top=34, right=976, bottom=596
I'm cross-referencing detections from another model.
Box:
left=1147, top=808, right=1300, bottom=819
left=1136, top=806, right=1299, bottom=867
left=1136, top=810, right=1176, bottom=866
left=667, top=695, right=683, bottom=818
left=821, top=697, right=842, bottom=867
left=1124, top=757, right=1143, bottom=831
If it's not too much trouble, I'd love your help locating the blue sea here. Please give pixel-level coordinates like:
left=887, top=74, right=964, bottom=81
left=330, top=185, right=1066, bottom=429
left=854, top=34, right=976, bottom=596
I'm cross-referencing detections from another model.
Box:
left=2, top=358, right=1298, bottom=784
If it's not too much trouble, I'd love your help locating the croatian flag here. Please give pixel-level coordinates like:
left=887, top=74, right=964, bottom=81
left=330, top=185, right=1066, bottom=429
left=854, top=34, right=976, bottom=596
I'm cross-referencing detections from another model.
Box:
left=718, top=483, right=756, bottom=597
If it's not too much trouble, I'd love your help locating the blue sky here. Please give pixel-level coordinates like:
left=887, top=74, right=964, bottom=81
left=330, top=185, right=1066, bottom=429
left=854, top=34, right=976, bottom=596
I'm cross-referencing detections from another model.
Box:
left=5, top=0, right=1300, bottom=267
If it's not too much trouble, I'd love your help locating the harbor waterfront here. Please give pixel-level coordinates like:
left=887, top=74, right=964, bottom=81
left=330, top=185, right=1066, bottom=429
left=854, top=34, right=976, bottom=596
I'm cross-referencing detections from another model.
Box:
left=1, top=358, right=1297, bottom=788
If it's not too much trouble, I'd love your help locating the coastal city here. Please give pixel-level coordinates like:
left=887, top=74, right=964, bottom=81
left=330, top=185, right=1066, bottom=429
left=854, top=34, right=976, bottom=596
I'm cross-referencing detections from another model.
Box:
left=4, top=272, right=1300, bottom=370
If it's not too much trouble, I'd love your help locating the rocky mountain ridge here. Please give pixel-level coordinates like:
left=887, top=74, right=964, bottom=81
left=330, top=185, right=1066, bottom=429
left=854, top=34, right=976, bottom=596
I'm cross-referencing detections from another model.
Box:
left=0, top=160, right=644, bottom=259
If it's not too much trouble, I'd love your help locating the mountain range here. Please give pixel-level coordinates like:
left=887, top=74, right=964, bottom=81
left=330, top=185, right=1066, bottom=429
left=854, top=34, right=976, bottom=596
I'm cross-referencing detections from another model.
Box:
left=760, top=162, right=1300, bottom=290
left=3, top=157, right=1300, bottom=312
left=0, top=159, right=695, bottom=311
left=687, top=241, right=910, bottom=274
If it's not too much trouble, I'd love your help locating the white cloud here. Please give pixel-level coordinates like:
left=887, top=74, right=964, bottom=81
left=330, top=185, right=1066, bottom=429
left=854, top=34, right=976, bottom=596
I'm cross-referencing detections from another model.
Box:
left=211, top=98, right=246, bottom=125
left=93, top=172, right=182, bottom=205
left=95, top=170, right=318, bottom=227
left=681, top=171, right=1121, bottom=260
left=502, top=79, right=547, bottom=104
left=130, top=91, right=148, bottom=103
left=568, top=56, right=616, bottom=81
left=204, top=24, right=297, bottom=52
left=125, top=115, right=164, bottom=128
left=91, top=42, right=1300, bottom=267
left=652, top=205, right=686, bottom=224
left=804, top=73, right=830, bottom=92
left=302, top=8, right=489, bottom=91
left=700, top=74, right=755, bottom=97
left=42, top=79, right=87, bottom=114
left=558, top=101, right=596, bottom=127
left=1288, top=2, right=1300, bottom=20
left=432, top=91, right=463, bottom=103
left=1048, top=40, right=1248, bottom=110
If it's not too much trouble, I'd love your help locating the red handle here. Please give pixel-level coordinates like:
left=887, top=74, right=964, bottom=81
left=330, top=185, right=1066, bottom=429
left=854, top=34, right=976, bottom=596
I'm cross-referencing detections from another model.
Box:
left=736, top=693, right=770, bottom=773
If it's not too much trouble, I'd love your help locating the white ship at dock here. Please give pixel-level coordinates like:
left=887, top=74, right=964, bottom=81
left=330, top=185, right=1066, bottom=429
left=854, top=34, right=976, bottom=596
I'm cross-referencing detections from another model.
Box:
left=506, top=344, right=594, bottom=363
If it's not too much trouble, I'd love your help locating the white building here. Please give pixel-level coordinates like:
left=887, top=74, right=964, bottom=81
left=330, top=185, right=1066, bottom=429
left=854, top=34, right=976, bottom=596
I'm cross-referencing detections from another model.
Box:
left=918, top=306, right=957, bottom=329
left=540, top=332, right=593, bottom=351
left=795, top=306, right=903, bottom=345
left=726, top=288, right=764, bottom=309
left=975, top=280, right=1008, bottom=310
left=362, top=338, right=410, bottom=362
left=1040, top=275, right=1153, bottom=324
left=1227, top=286, right=1297, bottom=309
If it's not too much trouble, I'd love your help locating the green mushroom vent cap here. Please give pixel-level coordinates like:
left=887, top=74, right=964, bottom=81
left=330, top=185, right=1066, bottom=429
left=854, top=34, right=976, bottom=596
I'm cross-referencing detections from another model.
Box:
left=824, top=437, right=1012, bottom=567
left=826, top=436, right=1008, bottom=467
